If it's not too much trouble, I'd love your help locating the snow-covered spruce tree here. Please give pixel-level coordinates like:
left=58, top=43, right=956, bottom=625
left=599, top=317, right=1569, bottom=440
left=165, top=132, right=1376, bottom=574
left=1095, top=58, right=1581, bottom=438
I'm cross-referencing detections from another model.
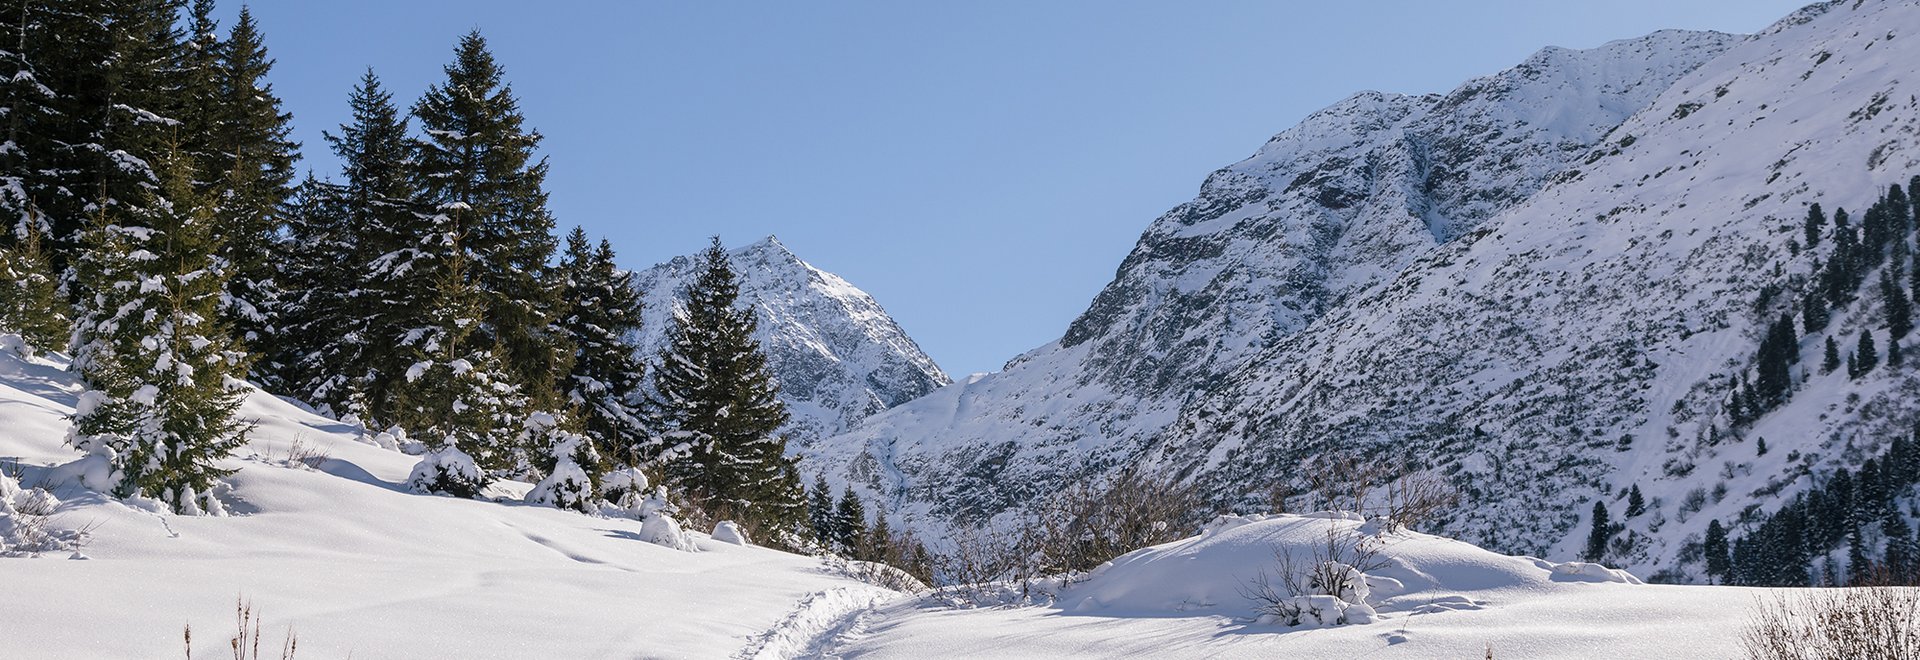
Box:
left=411, top=30, right=571, bottom=454
left=276, top=69, right=420, bottom=424
left=832, top=486, right=867, bottom=554
left=68, top=148, right=249, bottom=514
left=390, top=224, right=515, bottom=497
left=808, top=473, right=835, bottom=544
left=650, top=237, right=806, bottom=538
left=0, top=222, right=69, bottom=350
left=557, top=227, right=650, bottom=468
left=1704, top=520, right=1730, bottom=584
left=202, top=6, right=296, bottom=355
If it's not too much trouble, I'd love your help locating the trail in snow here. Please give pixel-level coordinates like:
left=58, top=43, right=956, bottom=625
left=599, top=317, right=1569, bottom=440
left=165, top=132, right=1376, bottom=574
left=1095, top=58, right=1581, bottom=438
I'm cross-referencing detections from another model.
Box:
left=737, top=586, right=900, bottom=660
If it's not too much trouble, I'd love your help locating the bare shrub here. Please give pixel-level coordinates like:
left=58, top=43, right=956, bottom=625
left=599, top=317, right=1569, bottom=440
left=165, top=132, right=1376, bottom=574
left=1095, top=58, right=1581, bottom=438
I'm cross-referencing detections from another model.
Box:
left=934, top=522, right=1041, bottom=602
left=1741, top=587, right=1920, bottom=659
left=282, top=438, right=330, bottom=470
left=183, top=598, right=297, bottom=660
left=1294, top=453, right=1458, bottom=531
left=1027, top=466, right=1208, bottom=576
left=1239, top=520, right=1388, bottom=625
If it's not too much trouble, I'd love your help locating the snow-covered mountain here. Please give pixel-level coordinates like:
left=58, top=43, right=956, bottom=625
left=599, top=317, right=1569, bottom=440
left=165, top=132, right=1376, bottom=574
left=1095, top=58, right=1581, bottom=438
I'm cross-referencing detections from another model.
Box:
left=632, top=236, right=950, bottom=445
left=814, top=0, right=1920, bottom=581
left=804, top=25, right=1740, bottom=524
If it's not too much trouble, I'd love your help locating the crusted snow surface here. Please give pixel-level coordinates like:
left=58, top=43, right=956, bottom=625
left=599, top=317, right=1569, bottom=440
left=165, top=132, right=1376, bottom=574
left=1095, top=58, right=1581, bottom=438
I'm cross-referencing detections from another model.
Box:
left=633, top=236, right=950, bottom=445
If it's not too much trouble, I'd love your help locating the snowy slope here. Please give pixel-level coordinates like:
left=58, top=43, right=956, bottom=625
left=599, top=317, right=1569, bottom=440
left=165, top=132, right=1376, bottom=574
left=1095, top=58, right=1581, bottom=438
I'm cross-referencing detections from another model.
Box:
left=0, top=347, right=1792, bottom=660
left=1158, top=0, right=1920, bottom=577
left=835, top=514, right=1774, bottom=659
left=805, top=27, right=1742, bottom=532
left=632, top=236, right=950, bottom=445
left=0, top=345, right=900, bottom=659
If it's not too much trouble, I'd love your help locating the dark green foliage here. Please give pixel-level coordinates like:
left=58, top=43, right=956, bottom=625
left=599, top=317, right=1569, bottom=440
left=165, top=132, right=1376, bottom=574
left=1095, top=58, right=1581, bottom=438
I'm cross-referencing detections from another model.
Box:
left=1848, top=526, right=1873, bottom=585
left=1884, top=270, right=1913, bottom=340
left=1802, top=284, right=1829, bottom=334
left=68, top=149, right=249, bottom=514
left=557, top=227, right=650, bottom=469
left=1892, top=335, right=1904, bottom=368
left=650, top=237, right=804, bottom=538
left=1704, top=520, right=1730, bottom=583
left=384, top=211, right=518, bottom=476
left=1823, top=336, right=1841, bottom=374
left=833, top=486, right=868, bottom=554
left=1885, top=514, right=1917, bottom=582
left=1730, top=432, right=1920, bottom=586
left=1854, top=331, right=1879, bottom=378
left=1757, top=436, right=1769, bottom=456
left=0, top=223, right=69, bottom=349
left=277, top=69, right=420, bottom=424
left=202, top=6, right=298, bottom=351
left=1584, top=500, right=1611, bottom=563
left=411, top=31, right=569, bottom=420
left=808, top=474, right=835, bottom=544
left=1804, top=203, right=1825, bottom=250
left=1625, top=484, right=1645, bottom=518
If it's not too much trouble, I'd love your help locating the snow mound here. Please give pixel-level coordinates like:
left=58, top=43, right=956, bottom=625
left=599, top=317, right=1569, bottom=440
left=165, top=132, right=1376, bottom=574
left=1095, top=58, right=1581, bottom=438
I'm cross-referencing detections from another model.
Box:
left=1057, top=514, right=1582, bottom=624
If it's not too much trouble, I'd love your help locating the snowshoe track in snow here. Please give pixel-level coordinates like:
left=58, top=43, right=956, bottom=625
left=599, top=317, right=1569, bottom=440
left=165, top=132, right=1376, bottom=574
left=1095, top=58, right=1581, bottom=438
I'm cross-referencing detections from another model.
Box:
left=737, top=587, right=896, bottom=660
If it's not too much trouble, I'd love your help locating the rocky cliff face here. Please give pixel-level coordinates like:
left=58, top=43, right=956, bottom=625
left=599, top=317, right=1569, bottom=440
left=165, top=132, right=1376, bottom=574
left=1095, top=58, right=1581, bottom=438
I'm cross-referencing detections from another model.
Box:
left=814, top=1, right=1920, bottom=582
left=632, top=237, right=950, bottom=445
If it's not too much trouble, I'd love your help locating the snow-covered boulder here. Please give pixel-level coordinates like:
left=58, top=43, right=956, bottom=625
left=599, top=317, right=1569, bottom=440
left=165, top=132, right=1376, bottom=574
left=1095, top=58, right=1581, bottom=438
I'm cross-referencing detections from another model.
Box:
left=713, top=520, right=751, bottom=546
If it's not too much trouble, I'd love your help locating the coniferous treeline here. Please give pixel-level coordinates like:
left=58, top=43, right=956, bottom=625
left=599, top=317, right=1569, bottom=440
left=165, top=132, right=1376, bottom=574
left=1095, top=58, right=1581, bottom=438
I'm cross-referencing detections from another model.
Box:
left=0, top=1, right=809, bottom=542
left=1692, top=176, right=1920, bottom=586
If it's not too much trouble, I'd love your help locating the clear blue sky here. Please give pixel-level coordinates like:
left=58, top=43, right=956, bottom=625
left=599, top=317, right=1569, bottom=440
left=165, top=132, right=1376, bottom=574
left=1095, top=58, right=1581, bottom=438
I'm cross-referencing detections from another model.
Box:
left=219, top=1, right=1806, bottom=376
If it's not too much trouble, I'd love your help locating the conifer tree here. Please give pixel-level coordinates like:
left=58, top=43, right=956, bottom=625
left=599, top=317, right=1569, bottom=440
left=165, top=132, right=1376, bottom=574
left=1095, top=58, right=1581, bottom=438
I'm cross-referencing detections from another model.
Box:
left=1824, top=336, right=1842, bottom=374
left=411, top=31, right=569, bottom=430
left=808, top=474, right=835, bottom=544
left=1704, top=519, right=1730, bottom=584
left=282, top=69, right=419, bottom=424
left=68, top=148, right=249, bottom=514
left=865, top=508, right=894, bottom=564
left=0, top=222, right=68, bottom=349
left=388, top=213, right=517, bottom=491
left=1757, top=437, right=1769, bottom=456
left=1856, top=331, right=1880, bottom=377
left=1885, top=270, right=1913, bottom=340
left=203, top=6, right=297, bottom=351
left=650, top=237, right=805, bottom=537
left=1625, top=485, right=1645, bottom=517
left=1802, top=285, right=1828, bottom=334
left=1805, top=203, right=1825, bottom=250
left=1848, top=525, right=1873, bottom=585
left=557, top=227, right=650, bottom=468
left=1584, top=501, right=1611, bottom=563
left=1892, top=335, right=1904, bottom=368
left=522, top=412, right=601, bottom=513
left=1884, top=515, right=1917, bottom=584
left=833, top=486, right=868, bottom=554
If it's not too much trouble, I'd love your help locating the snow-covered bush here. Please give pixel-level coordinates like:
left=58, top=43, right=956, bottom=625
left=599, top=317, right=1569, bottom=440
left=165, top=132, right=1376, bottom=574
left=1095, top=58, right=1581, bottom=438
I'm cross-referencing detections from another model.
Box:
left=598, top=473, right=698, bottom=552
left=406, top=440, right=488, bottom=498
left=0, top=470, right=90, bottom=557
left=712, top=520, right=750, bottom=545
left=524, top=420, right=597, bottom=513
left=1241, top=517, right=1388, bottom=627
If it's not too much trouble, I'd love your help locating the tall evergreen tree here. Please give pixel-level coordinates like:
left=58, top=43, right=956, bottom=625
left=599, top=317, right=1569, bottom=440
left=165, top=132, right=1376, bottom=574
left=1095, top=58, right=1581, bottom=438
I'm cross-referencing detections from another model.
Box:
left=1856, top=331, right=1880, bottom=377
left=411, top=31, right=569, bottom=434
left=1805, top=203, right=1825, bottom=250
left=557, top=227, right=650, bottom=468
left=1884, top=514, right=1917, bottom=584
left=203, top=6, right=297, bottom=351
left=387, top=216, right=516, bottom=491
left=833, top=486, right=868, bottom=554
left=1626, top=485, right=1646, bottom=518
left=808, top=474, right=835, bottom=544
left=1584, top=501, right=1611, bottom=563
left=1704, top=519, right=1730, bottom=584
left=650, top=237, right=805, bottom=537
left=68, top=148, right=249, bottom=514
left=285, top=69, right=421, bottom=424
left=1885, top=270, right=1913, bottom=340
left=1824, top=336, right=1842, bottom=374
